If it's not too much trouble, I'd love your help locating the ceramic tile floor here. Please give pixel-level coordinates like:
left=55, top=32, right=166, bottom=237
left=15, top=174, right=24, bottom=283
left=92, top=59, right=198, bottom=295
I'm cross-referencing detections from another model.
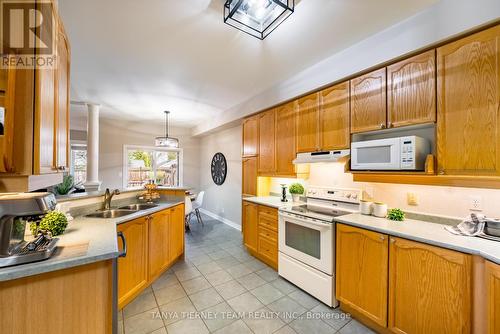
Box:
left=118, top=215, right=374, bottom=334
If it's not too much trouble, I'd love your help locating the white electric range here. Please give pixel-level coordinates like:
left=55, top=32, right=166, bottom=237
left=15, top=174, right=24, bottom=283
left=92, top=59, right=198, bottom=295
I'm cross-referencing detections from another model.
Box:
left=278, top=186, right=361, bottom=307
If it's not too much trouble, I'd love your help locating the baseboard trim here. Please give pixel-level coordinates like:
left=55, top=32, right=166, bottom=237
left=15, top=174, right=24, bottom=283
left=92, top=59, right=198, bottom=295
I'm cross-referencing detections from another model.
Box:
left=199, top=208, right=242, bottom=231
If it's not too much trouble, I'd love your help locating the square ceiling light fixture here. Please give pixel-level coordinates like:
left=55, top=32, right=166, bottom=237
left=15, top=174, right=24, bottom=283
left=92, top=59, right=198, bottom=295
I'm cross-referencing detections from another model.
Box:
left=224, top=0, right=294, bottom=40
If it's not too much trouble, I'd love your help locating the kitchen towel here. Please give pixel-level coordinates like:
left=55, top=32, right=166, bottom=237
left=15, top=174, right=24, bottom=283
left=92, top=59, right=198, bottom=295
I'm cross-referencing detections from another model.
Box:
left=445, top=213, right=486, bottom=236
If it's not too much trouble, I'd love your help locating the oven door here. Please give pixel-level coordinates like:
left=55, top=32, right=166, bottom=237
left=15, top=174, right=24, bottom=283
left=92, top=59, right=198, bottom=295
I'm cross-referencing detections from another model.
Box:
left=278, top=212, right=333, bottom=275
left=351, top=138, right=401, bottom=170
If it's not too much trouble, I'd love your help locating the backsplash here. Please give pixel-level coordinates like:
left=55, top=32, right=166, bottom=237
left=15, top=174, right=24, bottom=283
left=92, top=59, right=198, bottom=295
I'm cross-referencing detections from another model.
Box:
left=269, top=163, right=500, bottom=219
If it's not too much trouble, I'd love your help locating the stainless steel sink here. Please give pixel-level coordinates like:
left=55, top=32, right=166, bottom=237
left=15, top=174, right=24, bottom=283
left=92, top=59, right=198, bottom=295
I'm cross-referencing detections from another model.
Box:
left=85, top=209, right=136, bottom=219
left=118, top=203, right=158, bottom=211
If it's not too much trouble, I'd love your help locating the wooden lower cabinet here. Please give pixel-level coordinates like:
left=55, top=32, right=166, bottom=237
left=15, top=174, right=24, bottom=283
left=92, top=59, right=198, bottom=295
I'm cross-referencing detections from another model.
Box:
left=389, top=237, right=472, bottom=334
left=148, top=211, right=170, bottom=281
left=486, top=261, right=500, bottom=334
left=336, top=224, right=389, bottom=327
left=118, top=204, right=185, bottom=309
left=242, top=201, right=278, bottom=269
left=0, top=260, right=113, bottom=334
left=117, top=216, right=149, bottom=308
left=243, top=201, right=259, bottom=253
left=169, top=204, right=185, bottom=262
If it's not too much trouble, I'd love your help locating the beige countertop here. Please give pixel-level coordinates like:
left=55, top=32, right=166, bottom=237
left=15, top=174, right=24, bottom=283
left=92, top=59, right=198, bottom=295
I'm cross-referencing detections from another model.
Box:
left=0, top=199, right=184, bottom=282
left=335, top=213, right=500, bottom=265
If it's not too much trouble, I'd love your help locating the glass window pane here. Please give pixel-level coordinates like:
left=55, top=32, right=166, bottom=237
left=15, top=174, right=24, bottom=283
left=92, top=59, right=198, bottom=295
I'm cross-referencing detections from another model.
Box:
left=127, top=149, right=154, bottom=188
left=285, top=221, right=321, bottom=259
left=71, top=148, right=87, bottom=184
left=357, top=145, right=391, bottom=164
left=154, top=151, right=179, bottom=187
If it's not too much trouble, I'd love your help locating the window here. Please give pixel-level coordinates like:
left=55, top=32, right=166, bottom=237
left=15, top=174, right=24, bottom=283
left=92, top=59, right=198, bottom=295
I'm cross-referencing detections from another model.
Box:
left=123, top=145, right=182, bottom=189
left=70, top=144, right=87, bottom=184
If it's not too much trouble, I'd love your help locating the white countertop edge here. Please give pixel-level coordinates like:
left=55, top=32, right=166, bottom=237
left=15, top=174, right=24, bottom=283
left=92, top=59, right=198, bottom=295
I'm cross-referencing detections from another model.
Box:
left=334, top=213, right=500, bottom=265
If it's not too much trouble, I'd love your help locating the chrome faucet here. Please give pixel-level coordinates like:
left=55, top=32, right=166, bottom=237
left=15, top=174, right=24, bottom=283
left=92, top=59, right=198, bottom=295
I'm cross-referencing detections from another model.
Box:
left=103, top=188, right=120, bottom=210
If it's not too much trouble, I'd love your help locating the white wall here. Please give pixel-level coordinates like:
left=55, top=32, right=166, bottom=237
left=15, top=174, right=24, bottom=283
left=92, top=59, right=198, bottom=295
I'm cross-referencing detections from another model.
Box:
left=193, top=0, right=500, bottom=136
left=98, top=118, right=200, bottom=191
left=270, top=163, right=500, bottom=220
left=198, top=125, right=242, bottom=226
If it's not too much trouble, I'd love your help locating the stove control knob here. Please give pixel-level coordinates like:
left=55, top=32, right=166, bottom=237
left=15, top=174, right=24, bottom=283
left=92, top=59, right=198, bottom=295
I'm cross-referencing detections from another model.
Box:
left=352, top=194, right=358, bottom=200
left=345, top=193, right=352, bottom=199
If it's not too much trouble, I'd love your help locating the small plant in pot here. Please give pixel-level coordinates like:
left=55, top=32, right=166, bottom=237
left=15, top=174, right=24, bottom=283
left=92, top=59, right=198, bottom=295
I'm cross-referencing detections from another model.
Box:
left=289, top=183, right=304, bottom=202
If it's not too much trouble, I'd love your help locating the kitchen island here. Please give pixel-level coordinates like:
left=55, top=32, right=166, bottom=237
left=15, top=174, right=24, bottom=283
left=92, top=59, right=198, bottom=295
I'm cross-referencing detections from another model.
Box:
left=0, top=197, right=185, bottom=334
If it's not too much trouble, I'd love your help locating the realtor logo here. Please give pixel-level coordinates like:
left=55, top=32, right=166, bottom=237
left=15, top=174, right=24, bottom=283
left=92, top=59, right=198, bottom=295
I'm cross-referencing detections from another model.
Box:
left=0, top=0, right=56, bottom=68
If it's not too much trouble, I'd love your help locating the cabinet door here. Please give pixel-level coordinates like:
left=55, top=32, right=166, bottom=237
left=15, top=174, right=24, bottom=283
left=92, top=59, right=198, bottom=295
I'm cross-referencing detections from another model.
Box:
left=319, top=82, right=350, bottom=150
left=242, top=201, right=258, bottom=253
left=243, top=115, right=259, bottom=157
left=276, top=101, right=297, bottom=176
left=242, top=156, right=257, bottom=196
left=34, top=67, right=57, bottom=174
left=149, top=212, right=170, bottom=280
left=387, top=50, right=436, bottom=128
left=0, top=67, right=16, bottom=172
left=169, top=204, right=185, bottom=262
left=336, top=224, right=388, bottom=327
left=389, top=237, right=471, bottom=334
left=296, top=93, right=319, bottom=153
left=486, top=261, right=500, bottom=334
left=350, top=68, right=387, bottom=133
left=55, top=26, right=70, bottom=171
left=437, top=25, right=500, bottom=176
left=258, top=109, right=276, bottom=173
left=117, top=217, right=149, bottom=309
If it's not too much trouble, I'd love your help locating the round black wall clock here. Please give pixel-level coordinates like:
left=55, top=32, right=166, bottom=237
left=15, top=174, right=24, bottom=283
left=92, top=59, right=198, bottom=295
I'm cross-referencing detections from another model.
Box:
left=211, top=152, right=227, bottom=186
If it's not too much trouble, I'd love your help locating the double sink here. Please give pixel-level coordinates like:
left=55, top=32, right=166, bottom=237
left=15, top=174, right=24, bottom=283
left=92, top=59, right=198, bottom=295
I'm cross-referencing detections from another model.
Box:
left=86, top=203, right=158, bottom=218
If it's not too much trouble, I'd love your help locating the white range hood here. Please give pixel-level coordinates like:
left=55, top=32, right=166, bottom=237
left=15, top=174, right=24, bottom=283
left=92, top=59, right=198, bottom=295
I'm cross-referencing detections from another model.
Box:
left=292, top=150, right=350, bottom=164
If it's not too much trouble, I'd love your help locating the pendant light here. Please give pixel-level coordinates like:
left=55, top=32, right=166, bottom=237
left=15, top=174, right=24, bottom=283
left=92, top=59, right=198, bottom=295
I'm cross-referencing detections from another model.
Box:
left=155, top=111, right=179, bottom=148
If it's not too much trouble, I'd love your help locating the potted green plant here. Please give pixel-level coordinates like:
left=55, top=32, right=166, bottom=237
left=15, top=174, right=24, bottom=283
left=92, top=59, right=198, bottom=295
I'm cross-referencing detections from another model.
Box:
left=289, top=183, right=305, bottom=202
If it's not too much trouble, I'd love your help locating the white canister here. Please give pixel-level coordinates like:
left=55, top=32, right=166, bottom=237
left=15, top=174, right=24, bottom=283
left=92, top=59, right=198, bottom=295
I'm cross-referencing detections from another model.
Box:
left=373, top=202, right=388, bottom=218
left=360, top=200, right=373, bottom=215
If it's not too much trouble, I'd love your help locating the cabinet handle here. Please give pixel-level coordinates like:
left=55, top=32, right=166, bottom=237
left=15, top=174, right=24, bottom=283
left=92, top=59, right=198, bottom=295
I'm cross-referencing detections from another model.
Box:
left=379, top=123, right=386, bottom=129
left=390, top=238, right=396, bottom=243
left=388, top=122, right=393, bottom=128
left=380, top=235, right=385, bottom=241
left=117, top=232, right=127, bottom=258
left=438, top=169, right=445, bottom=175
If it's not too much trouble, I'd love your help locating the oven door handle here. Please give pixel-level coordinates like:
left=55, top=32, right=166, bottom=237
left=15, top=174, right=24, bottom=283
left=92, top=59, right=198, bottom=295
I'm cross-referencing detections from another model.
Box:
left=279, top=213, right=331, bottom=229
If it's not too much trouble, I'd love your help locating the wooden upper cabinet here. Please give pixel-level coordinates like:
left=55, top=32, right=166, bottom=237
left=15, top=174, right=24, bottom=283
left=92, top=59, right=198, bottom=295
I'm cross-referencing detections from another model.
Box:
left=276, top=101, right=297, bottom=175
left=242, top=156, right=257, bottom=196
left=319, top=82, right=350, bottom=150
left=55, top=25, right=70, bottom=171
left=0, top=67, right=16, bottom=173
left=387, top=50, right=436, bottom=128
left=242, top=115, right=259, bottom=157
left=350, top=68, right=387, bottom=133
left=242, top=201, right=258, bottom=253
left=258, top=109, right=276, bottom=173
left=389, top=237, right=471, bottom=334
left=437, top=25, right=500, bottom=176
left=336, top=224, right=389, bottom=327
left=297, top=92, right=319, bottom=153
left=486, top=261, right=500, bottom=334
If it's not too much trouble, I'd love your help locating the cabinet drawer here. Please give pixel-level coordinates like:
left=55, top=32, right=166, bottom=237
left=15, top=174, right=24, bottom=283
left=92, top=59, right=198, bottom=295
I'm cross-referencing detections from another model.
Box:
left=258, top=225, right=278, bottom=243
left=258, top=213, right=278, bottom=232
left=259, top=236, right=278, bottom=264
left=258, top=205, right=278, bottom=219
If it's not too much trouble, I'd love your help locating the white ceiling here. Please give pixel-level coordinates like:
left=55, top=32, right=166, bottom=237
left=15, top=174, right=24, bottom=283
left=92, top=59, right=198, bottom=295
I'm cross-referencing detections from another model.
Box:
left=60, top=0, right=439, bottom=130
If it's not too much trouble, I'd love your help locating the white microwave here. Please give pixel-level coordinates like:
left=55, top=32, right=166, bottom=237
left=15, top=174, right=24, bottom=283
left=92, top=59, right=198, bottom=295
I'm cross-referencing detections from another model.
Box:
left=351, top=136, right=430, bottom=171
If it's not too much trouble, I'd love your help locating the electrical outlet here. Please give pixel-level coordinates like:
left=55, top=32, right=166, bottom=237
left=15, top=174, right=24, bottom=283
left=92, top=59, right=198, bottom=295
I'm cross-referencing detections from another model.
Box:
left=470, top=196, right=482, bottom=211
left=407, top=192, right=418, bottom=206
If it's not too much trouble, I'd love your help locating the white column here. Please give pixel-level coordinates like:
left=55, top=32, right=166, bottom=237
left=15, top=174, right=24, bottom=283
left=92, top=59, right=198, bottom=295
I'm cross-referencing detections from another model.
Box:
left=84, top=103, right=102, bottom=191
